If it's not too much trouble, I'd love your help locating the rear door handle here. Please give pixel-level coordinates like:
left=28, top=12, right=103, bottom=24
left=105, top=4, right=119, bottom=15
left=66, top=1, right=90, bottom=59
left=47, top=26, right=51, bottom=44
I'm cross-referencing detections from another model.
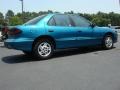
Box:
left=78, top=30, right=82, bottom=32
left=48, top=30, right=54, bottom=32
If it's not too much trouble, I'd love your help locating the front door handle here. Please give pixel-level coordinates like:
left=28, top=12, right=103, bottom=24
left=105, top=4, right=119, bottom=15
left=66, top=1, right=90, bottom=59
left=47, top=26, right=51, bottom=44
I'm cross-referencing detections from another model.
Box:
left=78, top=30, right=82, bottom=32
left=48, top=30, right=54, bottom=32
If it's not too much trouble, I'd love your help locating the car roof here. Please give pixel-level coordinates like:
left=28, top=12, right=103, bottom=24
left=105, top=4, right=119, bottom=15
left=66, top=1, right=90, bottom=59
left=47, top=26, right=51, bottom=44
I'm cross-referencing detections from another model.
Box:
left=47, top=13, right=79, bottom=16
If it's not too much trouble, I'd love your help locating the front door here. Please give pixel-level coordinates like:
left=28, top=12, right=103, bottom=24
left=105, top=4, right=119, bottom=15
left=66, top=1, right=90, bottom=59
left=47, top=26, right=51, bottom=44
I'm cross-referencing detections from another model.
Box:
left=69, top=15, right=94, bottom=47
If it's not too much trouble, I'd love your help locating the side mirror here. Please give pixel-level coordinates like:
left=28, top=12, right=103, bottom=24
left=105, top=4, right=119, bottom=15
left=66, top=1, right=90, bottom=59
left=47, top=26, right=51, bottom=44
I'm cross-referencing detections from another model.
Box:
left=90, top=23, right=96, bottom=28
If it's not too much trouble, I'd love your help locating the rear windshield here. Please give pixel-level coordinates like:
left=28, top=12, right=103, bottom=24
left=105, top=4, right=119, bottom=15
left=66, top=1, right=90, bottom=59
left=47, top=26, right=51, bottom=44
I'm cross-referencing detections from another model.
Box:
left=24, top=15, right=46, bottom=25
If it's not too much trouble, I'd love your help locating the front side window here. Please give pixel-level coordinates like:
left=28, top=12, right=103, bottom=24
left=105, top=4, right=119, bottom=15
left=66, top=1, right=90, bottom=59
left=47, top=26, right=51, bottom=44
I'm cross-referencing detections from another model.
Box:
left=53, top=15, right=71, bottom=27
left=70, top=15, right=90, bottom=27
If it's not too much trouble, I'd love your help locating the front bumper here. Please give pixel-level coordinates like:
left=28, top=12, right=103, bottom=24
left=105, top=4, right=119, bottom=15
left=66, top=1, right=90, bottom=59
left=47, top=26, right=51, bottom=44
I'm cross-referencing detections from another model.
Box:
left=113, top=32, right=118, bottom=43
left=4, top=38, right=33, bottom=51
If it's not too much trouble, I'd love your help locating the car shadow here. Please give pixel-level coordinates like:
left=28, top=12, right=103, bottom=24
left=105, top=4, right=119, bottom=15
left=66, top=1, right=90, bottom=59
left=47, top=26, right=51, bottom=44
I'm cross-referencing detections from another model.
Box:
left=2, top=47, right=115, bottom=64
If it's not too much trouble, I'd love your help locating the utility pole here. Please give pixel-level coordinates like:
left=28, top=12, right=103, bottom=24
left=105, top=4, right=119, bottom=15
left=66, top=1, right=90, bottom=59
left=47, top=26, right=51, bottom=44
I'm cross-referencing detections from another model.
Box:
left=19, top=0, right=24, bottom=22
left=119, top=0, right=120, bottom=6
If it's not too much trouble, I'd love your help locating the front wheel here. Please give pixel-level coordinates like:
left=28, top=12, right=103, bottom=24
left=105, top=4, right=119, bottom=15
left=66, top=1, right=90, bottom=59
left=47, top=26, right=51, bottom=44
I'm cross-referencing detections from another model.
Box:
left=102, top=35, right=113, bottom=49
left=33, top=39, right=54, bottom=60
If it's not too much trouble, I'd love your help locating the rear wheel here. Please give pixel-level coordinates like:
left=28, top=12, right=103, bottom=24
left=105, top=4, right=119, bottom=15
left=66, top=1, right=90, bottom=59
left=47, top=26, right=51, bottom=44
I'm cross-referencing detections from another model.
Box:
left=33, top=39, right=54, bottom=60
left=102, top=35, right=113, bottom=49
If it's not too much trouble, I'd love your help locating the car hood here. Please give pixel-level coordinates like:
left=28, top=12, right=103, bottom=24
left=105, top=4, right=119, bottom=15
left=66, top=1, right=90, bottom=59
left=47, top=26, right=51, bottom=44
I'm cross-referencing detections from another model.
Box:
left=96, top=26, right=110, bottom=29
left=95, top=26, right=113, bottom=31
left=95, top=26, right=117, bottom=34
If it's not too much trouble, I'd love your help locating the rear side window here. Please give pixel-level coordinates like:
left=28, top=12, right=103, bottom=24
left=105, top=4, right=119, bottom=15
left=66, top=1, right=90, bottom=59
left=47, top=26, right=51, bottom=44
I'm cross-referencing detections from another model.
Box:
left=24, top=15, right=46, bottom=25
left=48, top=17, right=56, bottom=26
left=53, top=15, right=71, bottom=27
left=70, top=15, right=90, bottom=27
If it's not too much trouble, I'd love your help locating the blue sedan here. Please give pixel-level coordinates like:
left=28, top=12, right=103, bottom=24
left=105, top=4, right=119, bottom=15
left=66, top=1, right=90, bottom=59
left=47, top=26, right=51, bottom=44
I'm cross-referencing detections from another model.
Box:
left=5, top=14, right=118, bottom=59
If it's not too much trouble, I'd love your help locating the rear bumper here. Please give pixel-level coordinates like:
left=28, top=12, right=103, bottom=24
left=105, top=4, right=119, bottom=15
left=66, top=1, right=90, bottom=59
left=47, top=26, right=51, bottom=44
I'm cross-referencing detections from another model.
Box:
left=4, top=38, right=33, bottom=51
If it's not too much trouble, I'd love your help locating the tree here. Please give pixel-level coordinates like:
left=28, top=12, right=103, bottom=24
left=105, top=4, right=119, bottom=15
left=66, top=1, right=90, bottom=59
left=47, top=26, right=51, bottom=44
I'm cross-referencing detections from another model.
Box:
left=48, top=10, right=53, bottom=13
left=64, top=11, right=74, bottom=14
left=0, top=12, right=4, bottom=19
left=1, top=10, right=120, bottom=26
left=5, top=10, right=14, bottom=24
left=108, top=12, right=120, bottom=26
left=0, top=12, right=4, bottom=25
left=0, top=19, right=5, bottom=25
left=6, top=10, right=14, bottom=18
left=92, top=17, right=110, bottom=26
left=9, top=16, right=23, bottom=26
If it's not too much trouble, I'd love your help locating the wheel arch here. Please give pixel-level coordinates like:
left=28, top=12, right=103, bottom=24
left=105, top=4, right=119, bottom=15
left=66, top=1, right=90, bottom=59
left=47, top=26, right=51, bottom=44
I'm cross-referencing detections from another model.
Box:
left=32, top=35, right=56, bottom=50
left=103, top=32, right=114, bottom=39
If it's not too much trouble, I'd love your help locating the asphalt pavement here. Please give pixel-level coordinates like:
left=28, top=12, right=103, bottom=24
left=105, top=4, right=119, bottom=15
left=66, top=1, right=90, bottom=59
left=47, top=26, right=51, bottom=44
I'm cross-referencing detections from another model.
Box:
left=0, top=36, right=120, bottom=90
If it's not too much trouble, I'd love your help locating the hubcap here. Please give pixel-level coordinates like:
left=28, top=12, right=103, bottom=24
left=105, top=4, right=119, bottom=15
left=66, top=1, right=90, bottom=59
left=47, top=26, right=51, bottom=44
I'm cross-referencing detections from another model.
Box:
left=105, top=36, right=113, bottom=48
left=38, top=42, right=52, bottom=57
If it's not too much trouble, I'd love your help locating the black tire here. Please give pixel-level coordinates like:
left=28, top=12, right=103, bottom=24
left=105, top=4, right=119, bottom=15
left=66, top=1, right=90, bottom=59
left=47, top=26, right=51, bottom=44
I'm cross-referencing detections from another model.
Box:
left=33, top=39, right=54, bottom=60
left=102, top=35, right=113, bottom=49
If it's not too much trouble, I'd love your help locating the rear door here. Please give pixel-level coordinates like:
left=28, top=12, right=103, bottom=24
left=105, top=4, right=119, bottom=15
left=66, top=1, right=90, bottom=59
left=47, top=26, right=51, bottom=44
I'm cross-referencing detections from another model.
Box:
left=46, top=14, right=78, bottom=49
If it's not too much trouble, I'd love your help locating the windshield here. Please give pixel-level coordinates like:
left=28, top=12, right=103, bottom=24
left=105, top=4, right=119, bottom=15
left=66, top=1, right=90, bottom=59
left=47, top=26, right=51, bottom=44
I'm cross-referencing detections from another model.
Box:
left=24, top=15, right=46, bottom=25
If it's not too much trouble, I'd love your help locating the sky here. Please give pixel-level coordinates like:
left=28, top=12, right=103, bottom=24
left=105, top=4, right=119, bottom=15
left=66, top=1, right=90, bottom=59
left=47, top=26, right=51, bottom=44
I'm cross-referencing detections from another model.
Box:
left=0, top=0, right=120, bottom=15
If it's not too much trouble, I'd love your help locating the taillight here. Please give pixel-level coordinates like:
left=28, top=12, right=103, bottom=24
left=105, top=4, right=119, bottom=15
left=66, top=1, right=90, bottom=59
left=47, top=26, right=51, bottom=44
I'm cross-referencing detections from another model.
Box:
left=2, top=27, right=8, bottom=33
left=8, top=28, right=22, bottom=35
